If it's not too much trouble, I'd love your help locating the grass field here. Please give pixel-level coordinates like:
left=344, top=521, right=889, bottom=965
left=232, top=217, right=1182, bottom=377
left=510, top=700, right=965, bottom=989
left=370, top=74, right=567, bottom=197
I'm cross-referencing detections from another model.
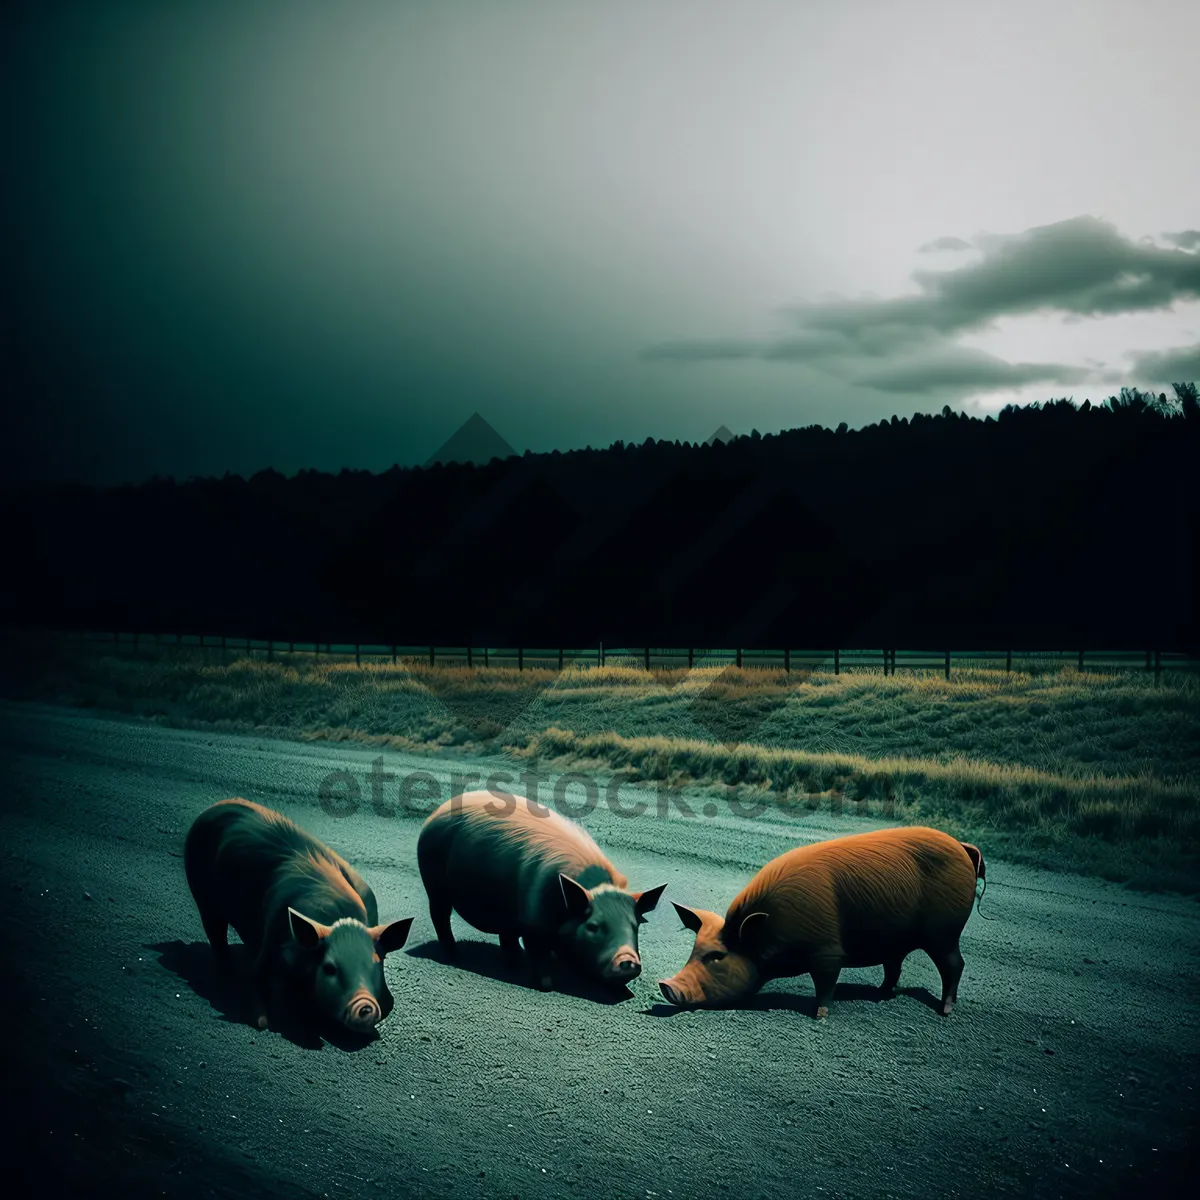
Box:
left=3, top=631, right=1197, bottom=894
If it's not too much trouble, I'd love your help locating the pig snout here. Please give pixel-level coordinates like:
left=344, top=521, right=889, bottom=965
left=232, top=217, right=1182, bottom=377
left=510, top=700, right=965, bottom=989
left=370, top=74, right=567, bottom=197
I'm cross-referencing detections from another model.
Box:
left=343, top=989, right=382, bottom=1032
left=605, top=947, right=641, bottom=982
left=659, top=979, right=683, bottom=1006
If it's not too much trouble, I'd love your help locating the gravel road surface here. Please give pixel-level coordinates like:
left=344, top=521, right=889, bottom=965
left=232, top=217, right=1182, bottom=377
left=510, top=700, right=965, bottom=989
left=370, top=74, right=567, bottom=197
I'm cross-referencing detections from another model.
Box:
left=2, top=702, right=1196, bottom=1198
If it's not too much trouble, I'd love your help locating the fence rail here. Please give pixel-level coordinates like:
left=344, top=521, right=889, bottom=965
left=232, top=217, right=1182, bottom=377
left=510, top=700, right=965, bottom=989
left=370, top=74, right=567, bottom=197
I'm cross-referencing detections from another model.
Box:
left=46, top=630, right=1200, bottom=680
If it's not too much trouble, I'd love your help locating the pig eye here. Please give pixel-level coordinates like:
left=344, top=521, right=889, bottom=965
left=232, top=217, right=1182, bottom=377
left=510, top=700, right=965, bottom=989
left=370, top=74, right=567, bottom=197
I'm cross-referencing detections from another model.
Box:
left=584, top=921, right=601, bottom=934
left=322, top=961, right=338, bottom=977
left=701, top=951, right=726, bottom=964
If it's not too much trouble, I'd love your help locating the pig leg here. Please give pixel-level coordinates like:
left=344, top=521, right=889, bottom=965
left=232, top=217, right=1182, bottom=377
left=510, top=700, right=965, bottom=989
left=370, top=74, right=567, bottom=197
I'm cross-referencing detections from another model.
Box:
left=429, top=898, right=456, bottom=959
left=251, top=949, right=277, bottom=1031
left=499, top=933, right=522, bottom=960
left=522, top=932, right=555, bottom=991
left=879, top=955, right=904, bottom=998
left=929, top=944, right=965, bottom=1016
left=199, top=908, right=232, bottom=968
left=811, top=964, right=841, bottom=1020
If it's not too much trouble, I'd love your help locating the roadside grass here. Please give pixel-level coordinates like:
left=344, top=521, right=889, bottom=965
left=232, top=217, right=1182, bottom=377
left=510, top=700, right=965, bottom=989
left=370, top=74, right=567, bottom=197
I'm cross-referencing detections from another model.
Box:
left=3, top=632, right=1197, bottom=894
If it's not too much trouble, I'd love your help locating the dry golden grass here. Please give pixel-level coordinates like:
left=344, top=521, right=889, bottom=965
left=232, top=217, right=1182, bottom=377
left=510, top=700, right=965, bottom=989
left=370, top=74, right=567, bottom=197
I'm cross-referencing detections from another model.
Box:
left=4, top=632, right=1196, bottom=892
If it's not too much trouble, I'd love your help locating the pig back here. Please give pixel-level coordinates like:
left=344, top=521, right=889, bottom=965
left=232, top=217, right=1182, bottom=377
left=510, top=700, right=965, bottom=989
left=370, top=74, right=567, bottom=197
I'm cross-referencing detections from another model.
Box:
left=727, top=825, right=978, bottom=969
left=419, top=791, right=626, bottom=936
left=186, top=799, right=374, bottom=954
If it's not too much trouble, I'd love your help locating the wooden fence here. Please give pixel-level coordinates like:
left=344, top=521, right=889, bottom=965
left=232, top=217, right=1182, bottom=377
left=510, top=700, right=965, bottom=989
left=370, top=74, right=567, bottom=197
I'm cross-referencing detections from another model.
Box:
left=59, top=631, right=1200, bottom=681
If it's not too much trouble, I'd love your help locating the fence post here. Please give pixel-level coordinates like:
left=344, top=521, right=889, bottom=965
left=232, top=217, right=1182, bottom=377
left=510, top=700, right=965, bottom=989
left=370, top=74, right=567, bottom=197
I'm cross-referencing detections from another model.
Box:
left=467, top=646, right=473, bottom=668
left=391, top=644, right=396, bottom=664
left=944, top=650, right=950, bottom=681
left=688, top=647, right=694, bottom=669
left=1006, top=649, right=1012, bottom=673
left=429, top=646, right=435, bottom=667
left=600, top=642, right=604, bottom=667
left=355, top=643, right=361, bottom=667
left=1145, top=649, right=1152, bottom=672
left=784, top=648, right=790, bottom=672
left=484, top=646, right=489, bottom=667
left=267, top=640, right=273, bottom=661
left=518, top=647, right=523, bottom=671
left=221, top=634, right=226, bottom=653
left=558, top=647, right=564, bottom=670
left=1078, top=649, right=1084, bottom=671
left=289, top=641, right=294, bottom=655
left=644, top=647, right=650, bottom=671
left=736, top=648, right=742, bottom=669
left=834, top=648, right=840, bottom=675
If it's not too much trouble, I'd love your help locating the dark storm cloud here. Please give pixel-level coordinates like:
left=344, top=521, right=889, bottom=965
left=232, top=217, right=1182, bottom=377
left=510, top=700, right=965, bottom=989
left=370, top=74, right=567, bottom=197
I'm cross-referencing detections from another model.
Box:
left=1163, top=230, right=1200, bottom=251
left=850, top=346, right=1089, bottom=396
left=917, top=235, right=973, bottom=253
left=644, top=216, right=1200, bottom=398
left=1127, top=340, right=1200, bottom=382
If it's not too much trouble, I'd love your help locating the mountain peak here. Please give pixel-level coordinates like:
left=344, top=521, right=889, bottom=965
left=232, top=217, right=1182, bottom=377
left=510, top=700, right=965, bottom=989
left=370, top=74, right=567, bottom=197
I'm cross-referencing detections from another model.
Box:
left=706, top=424, right=735, bottom=446
left=424, top=413, right=518, bottom=468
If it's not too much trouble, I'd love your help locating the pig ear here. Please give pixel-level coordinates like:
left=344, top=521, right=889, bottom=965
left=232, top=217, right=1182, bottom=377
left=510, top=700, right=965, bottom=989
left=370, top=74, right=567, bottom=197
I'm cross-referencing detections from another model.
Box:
left=671, top=901, right=704, bottom=933
left=371, top=916, right=414, bottom=957
left=559, top=874, right=592, bottom=917
left=288, top=907, right=333, bottom=948
left=633, top=884, right=667, bottom=920
left=737, top=911, right=769, bottom=949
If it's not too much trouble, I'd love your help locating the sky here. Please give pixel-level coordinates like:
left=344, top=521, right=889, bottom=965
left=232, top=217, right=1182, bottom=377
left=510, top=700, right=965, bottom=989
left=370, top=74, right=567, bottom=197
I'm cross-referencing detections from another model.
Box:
left=3, top=0, right=1199, bottom=485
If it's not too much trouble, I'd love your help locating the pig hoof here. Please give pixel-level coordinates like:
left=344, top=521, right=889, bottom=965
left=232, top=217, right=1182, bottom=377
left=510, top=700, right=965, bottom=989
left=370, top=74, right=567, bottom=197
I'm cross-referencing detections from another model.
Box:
left=815, top=1006, right=830, bottom=1020
left=941, top=999, right=955, bottom=1016
left=255, top=1014, right=269, bottom=1031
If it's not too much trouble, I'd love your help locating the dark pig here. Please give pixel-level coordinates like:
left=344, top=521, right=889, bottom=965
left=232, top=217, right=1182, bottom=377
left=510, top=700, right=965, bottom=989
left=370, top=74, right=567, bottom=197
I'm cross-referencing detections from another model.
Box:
left=659, top=825, right=985, bottom=1018
left=417, top=789, right=667, bottom=990
left=184, top=798, right=414, bottom=1033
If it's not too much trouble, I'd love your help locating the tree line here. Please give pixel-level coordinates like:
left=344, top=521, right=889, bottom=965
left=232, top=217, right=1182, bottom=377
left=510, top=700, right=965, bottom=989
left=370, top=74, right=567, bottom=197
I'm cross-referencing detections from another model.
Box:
left=4, top=384, right=1197, bottom=652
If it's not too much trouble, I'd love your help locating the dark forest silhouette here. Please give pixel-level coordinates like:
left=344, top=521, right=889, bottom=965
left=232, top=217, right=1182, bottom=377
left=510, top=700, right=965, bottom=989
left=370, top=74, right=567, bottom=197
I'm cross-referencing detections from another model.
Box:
left=4, top=386, right=1197, bottom=651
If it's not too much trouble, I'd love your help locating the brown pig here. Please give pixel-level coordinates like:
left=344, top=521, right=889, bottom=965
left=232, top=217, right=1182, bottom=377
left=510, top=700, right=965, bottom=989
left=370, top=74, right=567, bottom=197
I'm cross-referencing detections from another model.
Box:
left=659, top=825, right=985, bottom=1018
left=417, top=789, right=667, bottom=990
left=184, top=798, right=414, bottom=1033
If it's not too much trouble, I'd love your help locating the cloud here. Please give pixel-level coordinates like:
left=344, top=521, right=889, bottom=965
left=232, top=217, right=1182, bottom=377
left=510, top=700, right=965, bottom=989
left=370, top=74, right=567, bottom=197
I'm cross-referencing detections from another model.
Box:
left=643, top=215, right=1200, bottom=401
left=1163, top=230, right=1200, bottom=251
left=1127, top=340, right=1200, bottom=383
left=850, top=345, right=1089, bottom=396
left=905, top=215, right=1200, bottom=329
left=917, top=235, right=973, bottom=253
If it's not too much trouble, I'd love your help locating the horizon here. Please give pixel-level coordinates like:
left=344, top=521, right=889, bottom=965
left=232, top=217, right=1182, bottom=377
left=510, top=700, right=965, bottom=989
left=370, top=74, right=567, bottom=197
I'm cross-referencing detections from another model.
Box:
left=5, top=385, right=1190, bottom=490
left=4, top=0, right=1198, bottom=486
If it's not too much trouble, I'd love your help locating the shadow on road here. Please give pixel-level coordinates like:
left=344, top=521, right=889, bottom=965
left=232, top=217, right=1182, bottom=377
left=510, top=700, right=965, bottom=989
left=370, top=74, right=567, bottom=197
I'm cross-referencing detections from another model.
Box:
left=406, top=938, right=635, bottom=1005
left=639, top=981, right=945, bottom=1018
left=148, top=940, right=382, bottom=1051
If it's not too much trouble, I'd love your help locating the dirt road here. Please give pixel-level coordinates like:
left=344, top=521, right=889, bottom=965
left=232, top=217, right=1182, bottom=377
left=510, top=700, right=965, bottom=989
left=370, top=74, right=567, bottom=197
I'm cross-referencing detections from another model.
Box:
left=2, top=702, right=1196, bottom=1198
